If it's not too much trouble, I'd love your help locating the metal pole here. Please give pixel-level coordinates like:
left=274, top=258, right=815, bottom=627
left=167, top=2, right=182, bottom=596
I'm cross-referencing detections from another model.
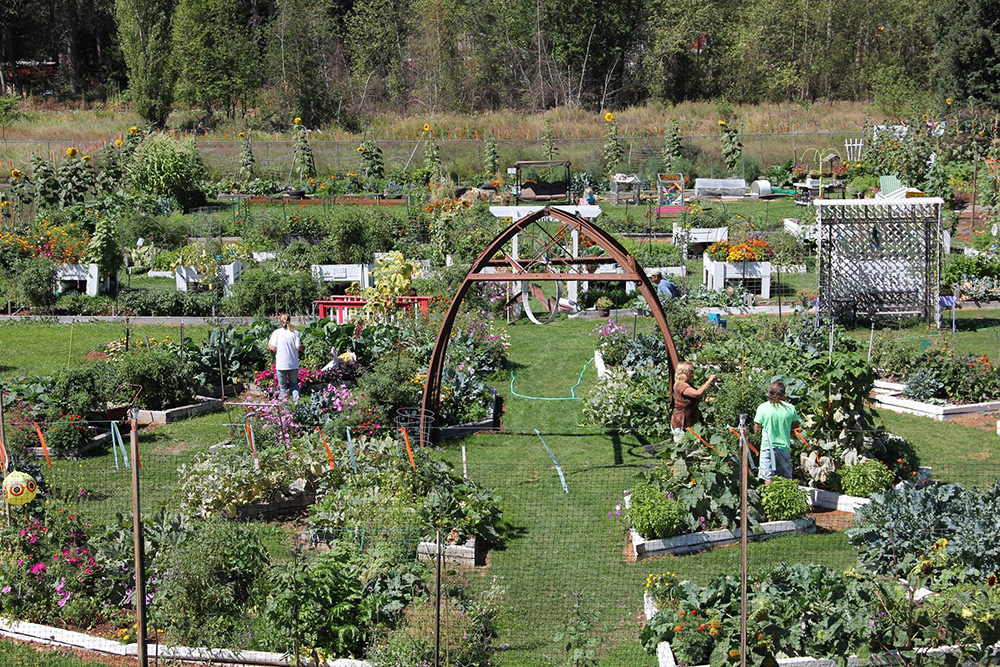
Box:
left=218, top=347, right=226, bottom=400
left=738, top=413, right=748, bottom=667
left=434, top=527, right=442, bottom=667
left=130, top=408, right=149, bottom=667
left=971, top=154, right=978, bottom=231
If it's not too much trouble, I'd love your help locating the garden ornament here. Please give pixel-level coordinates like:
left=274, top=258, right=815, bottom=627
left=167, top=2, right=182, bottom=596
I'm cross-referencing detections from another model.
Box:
left=2, top=470, right=38, bottom=506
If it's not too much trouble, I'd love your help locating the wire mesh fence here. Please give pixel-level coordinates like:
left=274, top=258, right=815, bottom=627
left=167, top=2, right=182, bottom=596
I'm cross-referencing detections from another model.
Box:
left=2, top=414, right=999, bottom=666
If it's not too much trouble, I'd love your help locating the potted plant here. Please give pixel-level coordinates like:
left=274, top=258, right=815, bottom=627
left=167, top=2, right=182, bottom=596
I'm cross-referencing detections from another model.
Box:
left=594, top=296, right=613, bottom=317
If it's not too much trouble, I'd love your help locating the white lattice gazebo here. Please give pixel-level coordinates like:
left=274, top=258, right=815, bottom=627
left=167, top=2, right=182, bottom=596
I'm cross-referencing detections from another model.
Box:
left=815, top=198, right=943, bottom=325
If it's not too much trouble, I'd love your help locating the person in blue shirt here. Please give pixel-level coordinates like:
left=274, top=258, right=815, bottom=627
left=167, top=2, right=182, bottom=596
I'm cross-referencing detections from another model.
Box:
left=650, top=270, right=679, bottom=298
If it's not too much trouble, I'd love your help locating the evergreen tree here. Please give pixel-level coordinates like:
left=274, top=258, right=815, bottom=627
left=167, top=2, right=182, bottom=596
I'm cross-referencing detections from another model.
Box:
left=115, top=0, right=176, bottom=126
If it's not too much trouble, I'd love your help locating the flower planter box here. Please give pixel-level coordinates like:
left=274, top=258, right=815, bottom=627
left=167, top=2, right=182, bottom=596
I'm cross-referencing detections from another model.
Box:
left=624, top=492, right=815, bottom=559
left=872, top=380, right=1000, bottom=421
left=234, top=493, right=316, bottom=520
left=434, top=388, right=502, bottom=443
left=799, top=486, right=870, bottom=513
left=0, top=617, right=371, bottom=666
left=417, top=537, right=485, bottom=566
left=135, top=396, right=224, bottom=424
left=703, top=254, right=771, bottom=298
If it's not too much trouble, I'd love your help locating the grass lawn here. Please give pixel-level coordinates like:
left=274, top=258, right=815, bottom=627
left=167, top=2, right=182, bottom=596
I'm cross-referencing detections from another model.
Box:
left=0, top=321, right=214, bottom=377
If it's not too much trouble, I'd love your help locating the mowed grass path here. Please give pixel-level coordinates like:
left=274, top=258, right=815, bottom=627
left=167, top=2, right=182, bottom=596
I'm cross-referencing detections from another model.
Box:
left=438, top=317, right=853, bottom=666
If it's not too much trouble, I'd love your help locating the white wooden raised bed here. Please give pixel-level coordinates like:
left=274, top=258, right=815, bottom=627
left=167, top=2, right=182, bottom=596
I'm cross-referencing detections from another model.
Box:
left=135, top=396, right=224, bottom=424
left=703, top=254, right=771, bottom=298
left=175, top=261, right=244, bottom=296
left=624, top=492, right=815, bottom=560
left=800, top=486, right=870, bottom=513
left=0, top=617, right=370, bottom=666
left=55, top=263, right=117, bottom=296
left=417, top=537, right=485, bottom=566
left=872, top=380, right=1000, bottom=421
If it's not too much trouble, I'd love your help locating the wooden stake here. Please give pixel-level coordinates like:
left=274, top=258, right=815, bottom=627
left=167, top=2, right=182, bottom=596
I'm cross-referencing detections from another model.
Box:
left=130, top=408, right=148, bottom=667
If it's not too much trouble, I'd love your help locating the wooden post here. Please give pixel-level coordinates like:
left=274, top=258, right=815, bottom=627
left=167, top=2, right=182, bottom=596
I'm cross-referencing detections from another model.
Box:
left=971, top=153, right=978, bottom=231
left=434, top=527, right=442, bottom=667
left=130, top=408, right=148, bottom=667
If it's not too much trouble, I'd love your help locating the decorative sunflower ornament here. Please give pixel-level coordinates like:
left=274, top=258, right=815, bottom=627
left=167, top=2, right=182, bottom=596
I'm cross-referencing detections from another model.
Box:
left=3, top=470, right=38, bottom=506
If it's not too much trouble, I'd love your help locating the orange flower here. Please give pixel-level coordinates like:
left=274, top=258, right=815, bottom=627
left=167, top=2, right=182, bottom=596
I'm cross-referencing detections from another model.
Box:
left=674, top=625, right=683, bottom=632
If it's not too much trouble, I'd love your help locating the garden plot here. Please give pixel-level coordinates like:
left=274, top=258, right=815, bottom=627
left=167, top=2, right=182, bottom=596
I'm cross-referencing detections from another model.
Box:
left=872, top=379, right=1000, bottom=420
left=624, top=491, right=815, bottom=560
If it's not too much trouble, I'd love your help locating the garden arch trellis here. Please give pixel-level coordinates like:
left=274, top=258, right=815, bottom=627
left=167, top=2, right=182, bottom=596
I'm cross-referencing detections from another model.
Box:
left=815, top=198, right=944, bottom=325
left=419, top=206, right=681, bottom=446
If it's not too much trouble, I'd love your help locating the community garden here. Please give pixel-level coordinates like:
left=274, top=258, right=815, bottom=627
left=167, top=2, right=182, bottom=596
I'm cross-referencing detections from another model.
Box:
left=0, top=102, right=1000, bottom=667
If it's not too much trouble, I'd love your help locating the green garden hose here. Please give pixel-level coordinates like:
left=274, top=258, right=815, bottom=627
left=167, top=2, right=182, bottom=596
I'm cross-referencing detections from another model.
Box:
left=509, top=358, right=593, bottom=401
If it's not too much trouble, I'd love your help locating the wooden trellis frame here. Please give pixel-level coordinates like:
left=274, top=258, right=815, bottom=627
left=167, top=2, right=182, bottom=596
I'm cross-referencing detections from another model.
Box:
left=815, top=198, right=944, bottom=325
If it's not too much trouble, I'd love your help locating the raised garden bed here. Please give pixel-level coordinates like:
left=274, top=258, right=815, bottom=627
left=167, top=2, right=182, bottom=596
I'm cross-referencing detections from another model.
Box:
left=800, top=486, right=870, bottom=513
left=630, top=517, right=815, bottom=559
left=135, top=396, right=224, bottom=424
left=24, top=430, right=110, bottom=460
left=0, top=617, right=371, bottom=666
left=417, top=537, right=485, bottom=566
left=434, top=388, right=502, bottom=443
left=872, top=380, right=1000, bottom=421
left=234, top=493, right=315, bottom=520
left=624, top=492, right=815, bottom=559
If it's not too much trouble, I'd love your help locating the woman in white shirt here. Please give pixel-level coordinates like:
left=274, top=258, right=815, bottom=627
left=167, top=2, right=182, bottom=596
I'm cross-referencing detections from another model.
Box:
left=267, top=314, right=303, bottom=401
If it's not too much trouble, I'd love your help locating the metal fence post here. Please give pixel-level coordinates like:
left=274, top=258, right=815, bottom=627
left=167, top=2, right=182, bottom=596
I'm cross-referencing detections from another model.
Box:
left=130, top=408, right=148, bottom=667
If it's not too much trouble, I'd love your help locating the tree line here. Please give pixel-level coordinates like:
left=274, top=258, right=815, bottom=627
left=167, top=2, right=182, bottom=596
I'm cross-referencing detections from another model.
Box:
left=0, top=0, right=997, bottom=127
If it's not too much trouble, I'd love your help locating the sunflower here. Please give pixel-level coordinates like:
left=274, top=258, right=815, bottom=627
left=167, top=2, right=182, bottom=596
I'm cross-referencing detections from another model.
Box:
left=423, top=123, right=431, bottom=132
left=718, top=120, right=727, bottom=127
left=114, top=139, right=123, bottom=148
left=604, top=111, right=614, bottom=123
left=294, top=117, right=302, bottom=125
left=946, top=98, right=953, bottom=105
left=81, top=155, right=91, bottom=162
left=129, top=126, right=138, bottom=134
left=987, top=574, right=997, bottom=587
left=238, top=132, right=246, bottom=139
left=357, top=145, right=364, bottom=153
left=10, top=169, right=22, bottom=179
left=66, top=147, right=79, bottom=158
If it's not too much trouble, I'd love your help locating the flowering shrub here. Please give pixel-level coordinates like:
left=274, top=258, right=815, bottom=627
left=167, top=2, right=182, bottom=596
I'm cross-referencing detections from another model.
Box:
left=706, top=239, right=773, bottom=262
left=0, top=505, right=104, bottom=626
left=45, top=414, right=90, bottom=454
left=591, top=318, right=629, bottom=366
left=254, top=365, right=328, bottom=395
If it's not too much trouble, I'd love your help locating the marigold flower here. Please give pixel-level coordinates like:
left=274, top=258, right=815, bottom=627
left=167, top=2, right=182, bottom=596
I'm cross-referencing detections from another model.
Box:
left=729, top=650, right=740, bottom=659
left=604, top=111, right=614, bottom=123
left=674, top=625, right=683, bottom=632
left=710, top=627, right=718, bottom=636
left=946, top=98, right=953, bottom=105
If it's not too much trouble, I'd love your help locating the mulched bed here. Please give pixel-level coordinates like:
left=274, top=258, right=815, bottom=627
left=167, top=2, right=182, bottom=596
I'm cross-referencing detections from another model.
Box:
left=808, top=508, right=854, bottom=532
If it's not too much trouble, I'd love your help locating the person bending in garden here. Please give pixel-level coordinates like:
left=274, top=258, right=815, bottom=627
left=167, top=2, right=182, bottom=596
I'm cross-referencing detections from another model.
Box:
left=754, top=380, right=800, bottom=483
left=670, top=361, right=716, bottom=441
left=268, top=313, right=303, bottom=402
left=650, top=270, right=679, bottom=299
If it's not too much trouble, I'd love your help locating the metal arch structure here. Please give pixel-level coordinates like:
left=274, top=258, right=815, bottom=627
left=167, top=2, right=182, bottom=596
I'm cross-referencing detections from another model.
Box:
left=419, top=206, right=681, bottom=446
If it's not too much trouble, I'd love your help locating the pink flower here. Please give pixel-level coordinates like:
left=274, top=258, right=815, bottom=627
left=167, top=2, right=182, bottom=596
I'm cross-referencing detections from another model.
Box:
left=30, top=563, right=46, bottom=575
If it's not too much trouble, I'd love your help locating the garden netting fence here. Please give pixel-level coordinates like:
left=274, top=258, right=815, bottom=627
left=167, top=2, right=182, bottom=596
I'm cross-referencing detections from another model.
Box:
left=4, top=420, right=1000, bottom=667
